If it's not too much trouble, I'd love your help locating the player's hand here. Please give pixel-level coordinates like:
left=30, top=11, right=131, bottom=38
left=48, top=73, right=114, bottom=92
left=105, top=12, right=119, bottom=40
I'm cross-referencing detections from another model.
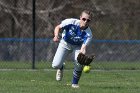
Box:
left=53, top=36, right=59, bottom=42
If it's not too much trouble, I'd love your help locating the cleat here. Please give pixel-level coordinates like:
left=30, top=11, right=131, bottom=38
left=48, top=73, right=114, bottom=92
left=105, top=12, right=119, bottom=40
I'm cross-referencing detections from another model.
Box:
left=71, top=84, right=79, bottom=88
left=56, top=69, right=63, bottom=81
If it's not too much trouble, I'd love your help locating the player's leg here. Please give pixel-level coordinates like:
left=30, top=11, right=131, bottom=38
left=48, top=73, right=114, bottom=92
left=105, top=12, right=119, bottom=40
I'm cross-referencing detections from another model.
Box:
left=52, top=43, right=69, bottom=81
left=72, top=49, right=84, bottom=88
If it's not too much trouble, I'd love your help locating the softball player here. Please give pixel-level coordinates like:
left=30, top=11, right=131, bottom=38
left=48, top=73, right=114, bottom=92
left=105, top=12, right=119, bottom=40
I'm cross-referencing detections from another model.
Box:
left=52, top=10, right=93, bottom=88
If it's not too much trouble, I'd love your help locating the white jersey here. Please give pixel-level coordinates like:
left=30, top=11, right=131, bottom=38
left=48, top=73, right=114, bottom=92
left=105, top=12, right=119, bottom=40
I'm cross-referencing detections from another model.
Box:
left=59, top=18, right=93, bottom=46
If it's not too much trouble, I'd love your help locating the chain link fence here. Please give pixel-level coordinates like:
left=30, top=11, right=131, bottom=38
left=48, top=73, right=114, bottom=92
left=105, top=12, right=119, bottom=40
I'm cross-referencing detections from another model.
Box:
left=0, top=0, right=140, bottom=69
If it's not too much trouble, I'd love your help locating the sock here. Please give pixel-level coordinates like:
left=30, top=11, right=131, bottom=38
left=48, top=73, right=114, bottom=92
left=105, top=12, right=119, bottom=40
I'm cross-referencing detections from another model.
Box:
left=60, top=65, right=63, bottom=70
left=72, top=69, right=82, bottom=84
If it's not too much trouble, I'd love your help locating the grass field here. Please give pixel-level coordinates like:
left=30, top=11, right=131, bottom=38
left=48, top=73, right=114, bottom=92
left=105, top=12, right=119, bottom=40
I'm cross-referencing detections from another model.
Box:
left=0, top=61, right=140, bottom=93
left=0, top=70, right=140, bottom=93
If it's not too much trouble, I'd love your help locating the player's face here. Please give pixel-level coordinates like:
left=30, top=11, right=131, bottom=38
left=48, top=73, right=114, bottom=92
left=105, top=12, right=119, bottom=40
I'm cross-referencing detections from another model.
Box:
left=80, top=12, right=91, bottom=29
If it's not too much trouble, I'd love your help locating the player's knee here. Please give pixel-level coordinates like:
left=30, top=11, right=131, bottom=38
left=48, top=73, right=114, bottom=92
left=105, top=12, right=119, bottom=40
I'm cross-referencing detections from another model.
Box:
left=52, top=64, right=61, bottom=69
left=52, top=64, right=57, bottom=69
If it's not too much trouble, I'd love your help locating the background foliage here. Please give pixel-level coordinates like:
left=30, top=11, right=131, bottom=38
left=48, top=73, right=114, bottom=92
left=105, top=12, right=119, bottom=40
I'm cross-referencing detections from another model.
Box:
left=0, top=0, right=139, bottom=39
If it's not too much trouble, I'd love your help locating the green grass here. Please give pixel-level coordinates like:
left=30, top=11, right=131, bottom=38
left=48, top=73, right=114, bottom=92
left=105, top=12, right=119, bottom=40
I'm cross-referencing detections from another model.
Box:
left=0, top=61, right=140, bottom=92
left=0, top=70, right=140, bottom=93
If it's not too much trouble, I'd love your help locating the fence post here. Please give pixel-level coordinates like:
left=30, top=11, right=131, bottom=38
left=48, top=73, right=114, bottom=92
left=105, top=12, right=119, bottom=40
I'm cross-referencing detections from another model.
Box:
left=32, top=0, right=36, bottom=69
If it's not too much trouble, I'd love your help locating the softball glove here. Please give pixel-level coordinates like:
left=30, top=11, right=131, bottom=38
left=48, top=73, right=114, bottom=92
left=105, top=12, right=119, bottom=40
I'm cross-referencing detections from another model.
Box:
left=77, top=53, right=95, bottom=66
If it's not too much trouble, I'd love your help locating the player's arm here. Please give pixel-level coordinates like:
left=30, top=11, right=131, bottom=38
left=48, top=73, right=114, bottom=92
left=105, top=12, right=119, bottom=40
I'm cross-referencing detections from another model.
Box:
left=80, top=29, right=93, bottom=54
left=78, top=42, right=95, bottom=66
left=53, top=25, right=61, bottom=42
left=80, top=44, right=86, bottom=54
